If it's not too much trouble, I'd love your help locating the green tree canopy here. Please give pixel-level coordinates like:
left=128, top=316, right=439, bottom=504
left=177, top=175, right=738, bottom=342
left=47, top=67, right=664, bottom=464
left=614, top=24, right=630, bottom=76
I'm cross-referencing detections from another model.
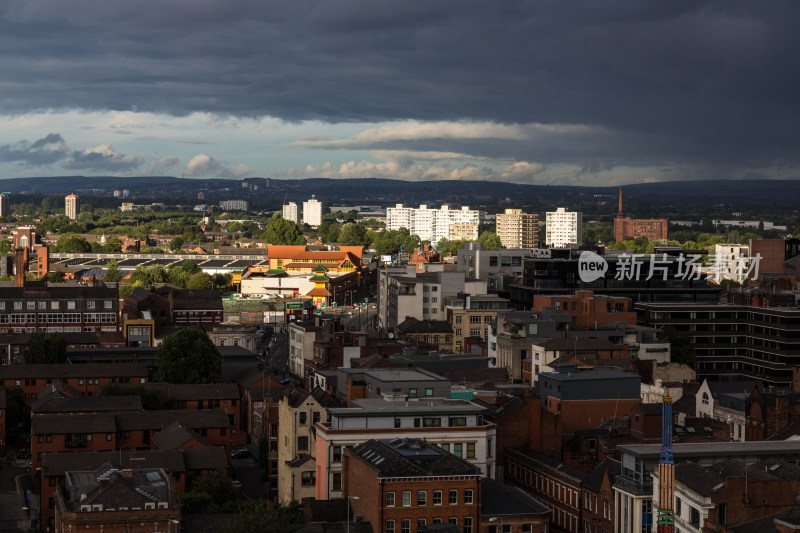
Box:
left=338, top=222, right=368, bottom=246
left=180, top=469, right=239, bottom=515
left=478, top=231, right=502, bottom=250
left=261, top=214, right=306, bottom=245
left=186, top=272, right=213, bottom=290
left=156, top=329, right=222, bottom=384
left=437, top=238, right=466, bottom=257
left=25, top=332, right=67, bottom=364
left=104, top=259, right=123, bottom=283
left=662, top=326, right=695, bottom=366
left=219, top=500, right=304, bottom=533
left=54, top=234, right=93, bottom=253
left=169, top=236, right=185, bottom=252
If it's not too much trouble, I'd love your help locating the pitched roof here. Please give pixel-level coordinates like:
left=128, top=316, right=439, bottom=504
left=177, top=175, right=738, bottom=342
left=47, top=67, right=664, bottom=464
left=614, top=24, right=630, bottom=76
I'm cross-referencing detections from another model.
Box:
left=42, top=450, right=188, bottom=476
left=725, top=507, right=800, bottom=533
left=444, top=367, right=509, bottom=384
left=507, top=447, right=588, bottom=482
left=350, top=438, right=480, bottom=478
left=306, top=287, right=332, bottom=297
left=480, top=478, right=550, bottom=517
left=168, top=383, right=240, bottom=401
left=114, top=409, right=230, bottom=431
left=396, top=318, right=453, bottom=334
left=582, top=458, right=621, bottom=493
left=168, top=289, right=223, bottom=310
left=182, top=446, right=229, bottom=470
left=674, top=461, right=725, bottom=496
left=0, top=363, right=149, bottom=379
left=32, top=394, right=143, bottom=414
left=32, top=413, right=117, bottom=434
left=152, top=421, right=212, bottom=450
left=266, top=245, right=307, bottom=259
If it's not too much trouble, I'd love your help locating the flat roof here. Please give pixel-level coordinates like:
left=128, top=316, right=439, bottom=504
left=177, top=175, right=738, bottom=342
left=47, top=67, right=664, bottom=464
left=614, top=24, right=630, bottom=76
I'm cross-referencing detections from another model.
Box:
left=618, top=440, right=800, bottom=459
left=339, top=367, right=449, bottom=382
left=328, top=397, right=486, bottom=417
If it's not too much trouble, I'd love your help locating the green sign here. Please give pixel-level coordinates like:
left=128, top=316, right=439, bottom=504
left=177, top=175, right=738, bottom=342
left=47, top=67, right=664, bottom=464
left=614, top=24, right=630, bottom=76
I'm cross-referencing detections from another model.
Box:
left=286, top=303, right=304, bottom=310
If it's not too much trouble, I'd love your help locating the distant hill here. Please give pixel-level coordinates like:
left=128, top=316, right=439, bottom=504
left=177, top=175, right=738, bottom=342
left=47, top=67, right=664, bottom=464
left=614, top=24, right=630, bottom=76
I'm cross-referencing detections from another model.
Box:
left=1, top=175, right=799, bottom=210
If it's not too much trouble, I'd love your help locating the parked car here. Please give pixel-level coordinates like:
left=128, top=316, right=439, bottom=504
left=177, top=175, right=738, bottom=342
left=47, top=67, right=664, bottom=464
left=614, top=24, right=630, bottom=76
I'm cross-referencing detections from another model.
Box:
left=230, top=448, right=251, bottom=460
left=16, top=449, right=27, bottom=459
left=232, top=480, right=242, bottom=490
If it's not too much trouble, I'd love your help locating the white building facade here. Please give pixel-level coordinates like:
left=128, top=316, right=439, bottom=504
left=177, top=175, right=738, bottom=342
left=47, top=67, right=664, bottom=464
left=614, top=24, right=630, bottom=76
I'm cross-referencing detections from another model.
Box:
left=282, top=202, right=299, bottom=223
left=545, top=208, right=582, bottom=248
left=386, top=204, right=483, bottom=244
left=303, top=196, right=323, bottom=227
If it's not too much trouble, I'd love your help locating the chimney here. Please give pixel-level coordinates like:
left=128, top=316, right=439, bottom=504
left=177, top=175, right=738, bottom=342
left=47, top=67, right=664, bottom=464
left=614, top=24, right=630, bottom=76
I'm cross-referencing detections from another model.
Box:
left=617, top=186, right=624, bottom=218
left=14, top=248, right=26, bottom=288
left=98, top=477, right=111, bottom=491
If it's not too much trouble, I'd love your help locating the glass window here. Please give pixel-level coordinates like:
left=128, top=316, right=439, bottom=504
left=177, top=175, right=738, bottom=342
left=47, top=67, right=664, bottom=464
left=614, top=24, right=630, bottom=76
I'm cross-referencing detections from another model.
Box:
left=489, top=256, right=498, bottom=266
left=464, top=517, right=473, bottom=533
left=449, top=417, right=466, bottom=426
left=433, top=490, right=442, bottom=505
left=332, top=473, right=342, bottom=491
left=297, top=436, right=308, bottom=451
left=448, top=518, right=458, bottom=525
left=448, top=489, right=457, bottom=505
left=385, top=521, right=395, bottom=533
left=401, top=520, right=410, bottom=533
left=464, top=489, right=473, bottom=504
left=417, top=490, right=426, bottom=506
left=394, top=417, right=401, bottom=428
left=417, top=519, right=426, bottom=533
left=299, top=412, right=307, bottom=425
left=467, top=442, right=475, bottom=458
left=301, top=471, right=315, bottom=486
left=332, top=446, right=342, bottom=462
left=453, top=443, right=463, bottom=457
left=423, top=417, right=441, bottom=427
left=409, top=388, right=417, bottom=397
left=402, top=491, right=411, bottom=507
left=386, top=492, right=395, bottom=507
left=425, top=388, right=433, bottom=397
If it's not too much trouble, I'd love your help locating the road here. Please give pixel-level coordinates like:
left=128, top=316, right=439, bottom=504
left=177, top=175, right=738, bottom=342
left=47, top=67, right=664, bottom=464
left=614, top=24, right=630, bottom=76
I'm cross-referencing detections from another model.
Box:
left=231, top=457, right=271, bottom=501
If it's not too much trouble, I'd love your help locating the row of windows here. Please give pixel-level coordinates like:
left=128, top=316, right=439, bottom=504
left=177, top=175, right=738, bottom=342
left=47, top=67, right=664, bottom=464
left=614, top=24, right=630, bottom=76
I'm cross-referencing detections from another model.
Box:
left=0, top=313, right=116, bottom=324
left=386, top=489, right=473, bottom=507
left=0, top=300, right=113, bottom=311
left=385, top=517, right=472, bottom=533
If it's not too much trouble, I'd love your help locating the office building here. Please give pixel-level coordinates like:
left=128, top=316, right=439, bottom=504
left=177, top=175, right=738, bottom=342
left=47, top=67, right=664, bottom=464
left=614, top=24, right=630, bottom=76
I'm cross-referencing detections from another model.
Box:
left=303, top=195, right=323, bottom=227
left=65, top=194, right=80, bottom=219
left=545, top=208, right=582, bottom=248
left=496, top=209, right=539, bottom=249
left=386, top=204, right=483, bottom=244
left=282, top=201, right=299, bottom=223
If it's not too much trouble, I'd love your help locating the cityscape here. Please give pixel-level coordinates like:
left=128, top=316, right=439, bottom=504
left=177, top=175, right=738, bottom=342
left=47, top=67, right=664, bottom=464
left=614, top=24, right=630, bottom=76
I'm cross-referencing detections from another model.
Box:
left=1, top=2, right=800, bottom=533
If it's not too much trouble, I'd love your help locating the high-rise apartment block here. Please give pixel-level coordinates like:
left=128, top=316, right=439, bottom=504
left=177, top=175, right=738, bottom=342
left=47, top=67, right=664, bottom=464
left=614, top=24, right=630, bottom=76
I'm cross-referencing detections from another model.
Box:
left=65, top=194, right=80, bottom=220
left=303, top=196, right=322, bottom=227
left=219, top=199, right=249, bottom=211
left=0, top=194, right=9, bottom=218
left=386, top=204, right=483, bottom=244
left=496, top=209, right=539, bottom=249
left=545, top=207, right=582, bottom=248
left=282, top=202, right=299, bottom=224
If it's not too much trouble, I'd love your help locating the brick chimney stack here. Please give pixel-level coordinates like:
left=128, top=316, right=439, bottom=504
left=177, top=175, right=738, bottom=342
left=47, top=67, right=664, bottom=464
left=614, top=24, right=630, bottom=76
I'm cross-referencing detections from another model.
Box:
left=617, top=186, right=624, bottom=218
left=14, top=247, right=27, bottom=288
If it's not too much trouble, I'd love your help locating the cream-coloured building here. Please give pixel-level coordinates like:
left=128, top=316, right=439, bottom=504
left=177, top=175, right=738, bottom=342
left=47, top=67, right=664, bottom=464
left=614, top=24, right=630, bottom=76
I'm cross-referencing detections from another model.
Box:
left=302, top=196, right=323, bottom=227
left=545, top=207, right=582, bottom=248
left=282, top=202, right=299, bottom=224
left=277, top=387, right=337, bottom=504
left=496, top=209, right=539, bottom=249
left=65, top=194, right=80, bottom=220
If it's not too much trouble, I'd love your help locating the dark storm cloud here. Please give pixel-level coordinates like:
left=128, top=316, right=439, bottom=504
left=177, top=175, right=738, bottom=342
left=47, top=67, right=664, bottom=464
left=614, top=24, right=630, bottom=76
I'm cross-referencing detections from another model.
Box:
left=0, top=133, right=145, bottom=172
left=0, top=134, right=66, bottom=165
left=1, top=0, right=799, bottom=172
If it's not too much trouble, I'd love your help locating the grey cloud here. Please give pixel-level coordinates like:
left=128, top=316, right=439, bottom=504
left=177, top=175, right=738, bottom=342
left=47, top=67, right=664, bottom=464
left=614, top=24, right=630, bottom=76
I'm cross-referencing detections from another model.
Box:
left=1, top=1, right=799, bottom=175
left=0, top=134, right=66, bottom=165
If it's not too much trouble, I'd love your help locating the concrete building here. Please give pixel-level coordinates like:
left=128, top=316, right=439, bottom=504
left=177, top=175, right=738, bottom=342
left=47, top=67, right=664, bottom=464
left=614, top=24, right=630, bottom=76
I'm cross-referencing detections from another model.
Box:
left=0, top=193, right=9, bottom=217
left=545, top=208, right=582, bottom=248
left=315, top=397, right=496, bottom=500
left=496, top=209, right=539, bottom=249
left=219, top=199, right=249, bottom=211
left=303, top=196, right=323, bottom=227
left=283, top=202, right=299, bottom=224
left=712, top=243, right=750, bottom=284
left=386, top=204, right=483, bottom=244
left=456, top=242, right=545, bottom=291
left=332, top=367, right=452, bottom=403
left=65, top=193, right=80, bottom=219
left=288, top=318, right=336, bottom=380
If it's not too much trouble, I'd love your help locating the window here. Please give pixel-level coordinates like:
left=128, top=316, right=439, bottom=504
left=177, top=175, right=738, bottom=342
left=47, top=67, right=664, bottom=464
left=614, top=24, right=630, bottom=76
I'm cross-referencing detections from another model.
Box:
left=603, top=499, right=611, bottom=520
left=299, top=412, right=307, bottom=425
left=401, top=520, right=411, bottom=533
left=441, top=443, right=450, bottom=452
left=104, top=300, right=112, bottom=309
left=456, top=315, right=462, bottom=324
left=690, top=507, right=700, bottom=527
left=489, top=256, right=498, bottom=266
left=449, top=417, right=466, bottom=427
left=385, top=521, right=395, bottom=533
left=106, top=433, right=112, bottom=441
left=464, top=517, right=472, bottom=533
left=676, top=498, right=682, bottom=516
left=332, top=473, right=342, bottom=491
left=448, top=489, right=457, bottom=505
left=423, top=417, right=441, bottom=427
left=402, top=491, right=411, bottom=507
left=386, top=492, right=395, bottom=507
left=417, top=519, right=426, bottom=533
left=433, top=519, right=442, bottom=525
left=333, top=446, right=342, bottom=462
left=409, top=388, right=417, bottom=397
left=470, top=315, right=481, bottom=324
left=87, top=301, right=95, bottom=309
left=521, top=525, right=531, bottom=533
left=417, top=490, right=426, bottom=506
left=718, top=503, right=727, bottom=525
left=456, top=329, right=462, bottom=336
left=433, top=490, right=442, bottom=505
left=301, top=471, right=315, bottom=486
left=14, top=301, right=21, bottom=310
left=453, top=443, right=462, bottom=457
left=27, top=301, right=35, bottom=310
left=297, top=436, right=308, bottom=451
left=466, top=442, right=475, bottom=458
left=470, top=328, right=481, bottom=337
left=425, top=388, right=433, bottom=397
left=38, top=301, right=46, bottom=309
left=464, top=489, right=473, bottom=504
left=394, top=417, right=401, bottom=428
left=448, top=518, right=457, bottom=525
left=702, top=392, right=709, bottom=405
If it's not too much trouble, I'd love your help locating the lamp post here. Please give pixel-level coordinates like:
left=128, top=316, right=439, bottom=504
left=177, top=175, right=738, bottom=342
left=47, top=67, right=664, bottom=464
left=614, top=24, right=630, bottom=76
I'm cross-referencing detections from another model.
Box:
left=168, top=519, right=180, bottom=533
left=347, top=495, right=360, bottom=533
left=488, top=516, right=503, bottom=533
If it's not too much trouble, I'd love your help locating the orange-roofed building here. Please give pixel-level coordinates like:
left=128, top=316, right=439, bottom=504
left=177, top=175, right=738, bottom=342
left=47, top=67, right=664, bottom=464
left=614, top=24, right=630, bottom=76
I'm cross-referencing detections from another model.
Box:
left=266, top=246, right=362, bottom=273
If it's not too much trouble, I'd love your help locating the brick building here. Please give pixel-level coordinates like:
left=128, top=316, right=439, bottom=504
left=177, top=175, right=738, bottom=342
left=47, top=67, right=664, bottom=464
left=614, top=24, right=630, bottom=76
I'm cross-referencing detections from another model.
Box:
left=532, top=291, right=636, bottom=329
left=505, top=447, right=586, bottom=533
left=479, top=478, right=550, bottom=533
left=613, top=187, right=668, bottom=242
left=345, top=438, right=483, bottom=533
left=579, top=458, right=619, bottom=533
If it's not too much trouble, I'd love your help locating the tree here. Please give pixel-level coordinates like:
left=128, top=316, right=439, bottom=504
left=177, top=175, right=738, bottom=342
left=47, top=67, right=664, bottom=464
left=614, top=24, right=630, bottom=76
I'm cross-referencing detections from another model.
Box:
left=54, top=234, right=93, bottom=253
left=180, top=469, right=239, bottom=514
left=212, top=273, right=232, bottom=290
left=186, top=272, right=213, bottom=290
left=338, top=222, right=368, bottom=246
left=437, top=238, right=466, bottom=257
left=662, top=326, right=695, bottom=366
left=156, top=329, right=222, bottom=383
left=169, top=236, right=185, bottom=252
left=261, top=214, right=306, bottom=245
left=478, top=231, right=502, bottom=250
left=104, top=260, right=123, bottom=283
left=102, top=237, right=123, bottom=253
left=46, top=271, right=65, bottom=283
left=218, top=500, right=304, bottom=533
left=24, top=332, right=67, bottom=364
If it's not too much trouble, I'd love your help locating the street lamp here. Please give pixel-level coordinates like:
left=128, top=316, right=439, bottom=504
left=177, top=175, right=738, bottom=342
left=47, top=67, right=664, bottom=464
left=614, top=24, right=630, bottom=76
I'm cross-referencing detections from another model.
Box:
left=488, top=516, right=503, bottom=533
left=347, top=495, right=360, bottom=533
left=168, top=519, right=180, bottom=533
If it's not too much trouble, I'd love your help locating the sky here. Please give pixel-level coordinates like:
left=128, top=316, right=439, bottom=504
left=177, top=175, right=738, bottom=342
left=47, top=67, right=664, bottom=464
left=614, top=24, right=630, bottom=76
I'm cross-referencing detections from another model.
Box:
left=0, top=0, right=798, bottom=186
